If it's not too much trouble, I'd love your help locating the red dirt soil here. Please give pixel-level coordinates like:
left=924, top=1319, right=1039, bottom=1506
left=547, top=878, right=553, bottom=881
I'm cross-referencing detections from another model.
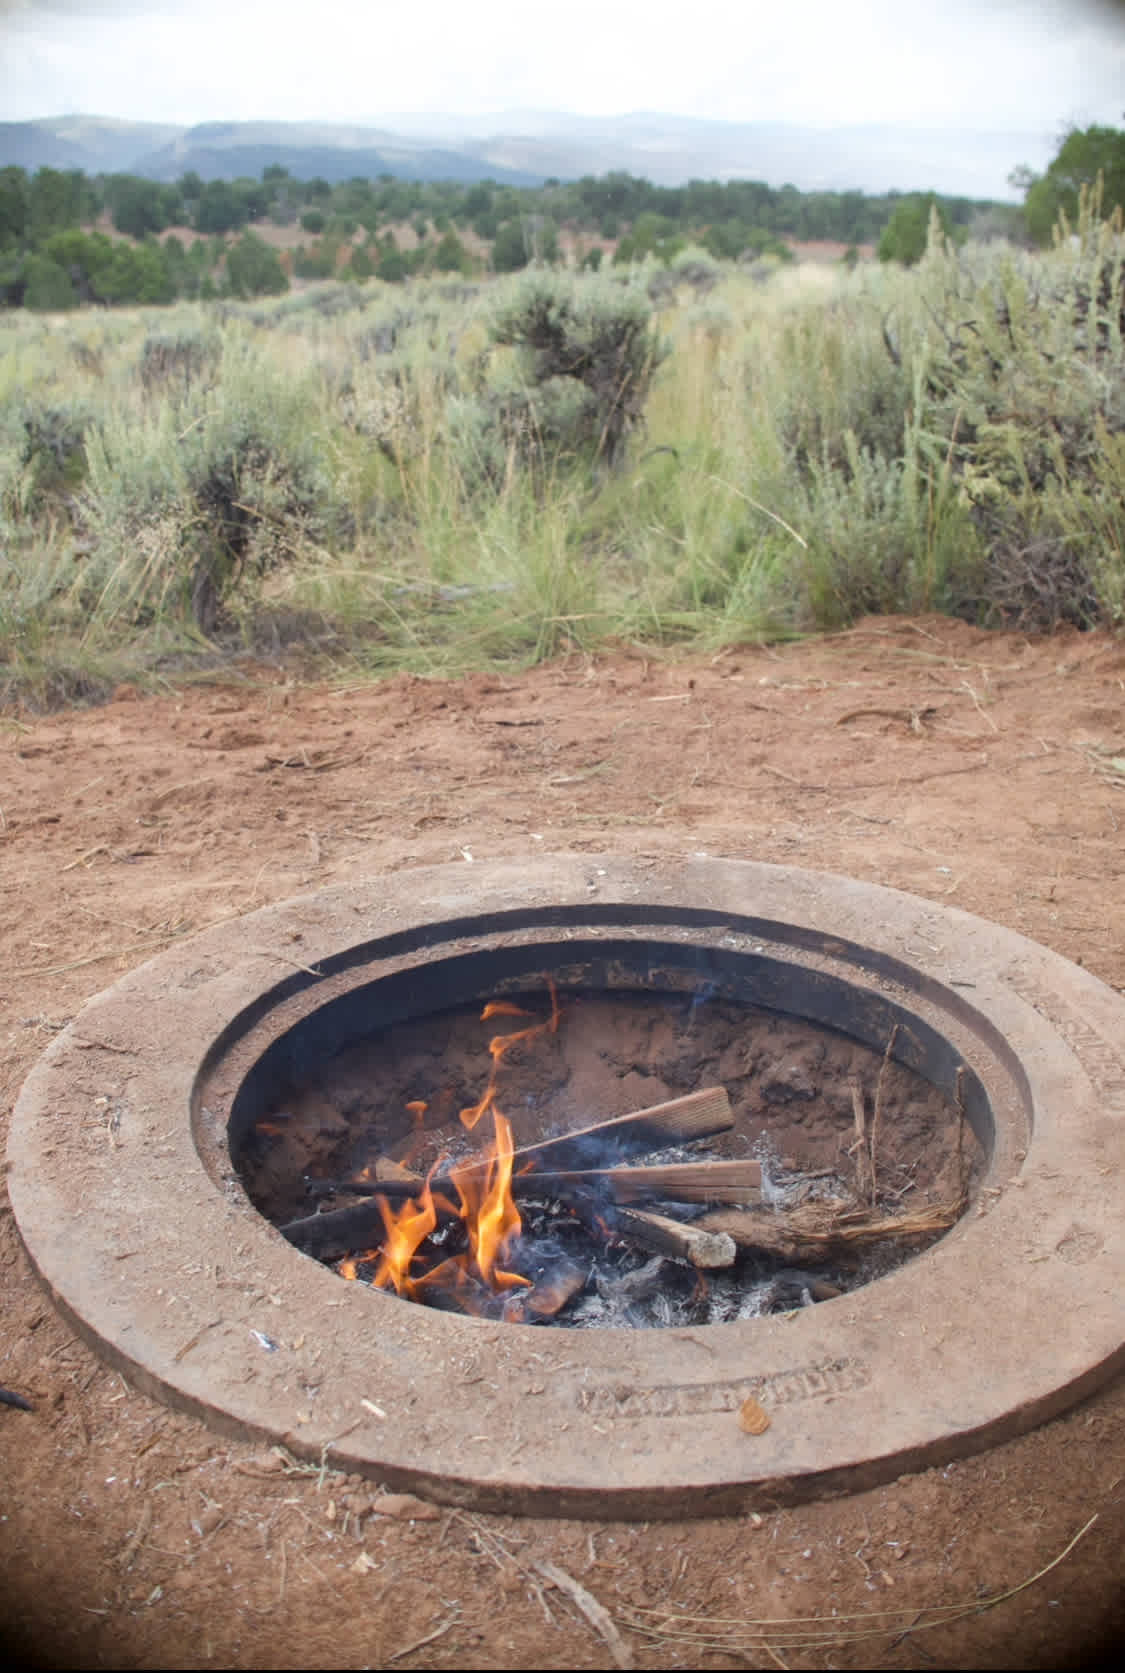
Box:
left=2, top=616, right=1124, bottom=1670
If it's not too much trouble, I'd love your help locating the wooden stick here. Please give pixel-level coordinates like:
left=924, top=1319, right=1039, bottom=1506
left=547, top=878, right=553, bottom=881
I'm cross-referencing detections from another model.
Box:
left=300, top=1082, right=733, bottom=1191
left=517, top=1160, right=760, bottom=1205
left=500, top=1085, right=733, bottom=1173
left=375, top=1156, right=421, bottom=1184
left=305, top=1157, right=759, bottom=1210
left=695, top=1203, right=959, bottom=1264
left=849, top=1075, right=870, bottom=1205
left=613, top=1207, right=737, bottom=1269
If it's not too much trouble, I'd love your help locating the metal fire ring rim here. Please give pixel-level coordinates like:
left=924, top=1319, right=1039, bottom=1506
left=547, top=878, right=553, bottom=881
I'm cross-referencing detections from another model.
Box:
left=9, top=854, right=1125, bottom=1518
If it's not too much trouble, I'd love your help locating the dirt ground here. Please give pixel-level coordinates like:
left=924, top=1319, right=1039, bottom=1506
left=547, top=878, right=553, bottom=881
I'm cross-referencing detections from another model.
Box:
left=2, top=616, right=1124, bottom=1670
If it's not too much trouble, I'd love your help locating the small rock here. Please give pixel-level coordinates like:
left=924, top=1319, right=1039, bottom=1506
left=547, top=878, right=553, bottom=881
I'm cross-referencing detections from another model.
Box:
left=374, top=1492, right=441, bottom=1522
left=244, top=1449, right=285, bottom=1474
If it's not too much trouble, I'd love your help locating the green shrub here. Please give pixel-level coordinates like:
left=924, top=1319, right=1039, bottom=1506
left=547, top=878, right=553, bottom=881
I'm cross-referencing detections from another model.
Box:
left=23, top=253, right=76, bottom=311
left=81, top=334, right=338, bottom=634
left=225, top=232, right=288, bottom=299
left=490, top=220, right=530, bottom=273
left=376, top=246, right=408, bottom=283
left=914, top=193, right=1125, bottom=628
left=483, top=270, right=667, bottom=472
left=450, top=375, right=599, bottom=489
left=878, top=197, right=953, bottom=266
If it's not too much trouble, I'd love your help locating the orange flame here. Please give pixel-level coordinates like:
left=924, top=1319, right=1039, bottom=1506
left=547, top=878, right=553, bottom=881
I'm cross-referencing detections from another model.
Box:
left=362, top=1111, right=529, bottom=1307
left=449, top=1109, right=529, bottom=1291
left=359, top=980, right=562, bottom=1312
left=368, top=1166, right=442, bottom=1296
left=460, top=980, right=561, bottom=1131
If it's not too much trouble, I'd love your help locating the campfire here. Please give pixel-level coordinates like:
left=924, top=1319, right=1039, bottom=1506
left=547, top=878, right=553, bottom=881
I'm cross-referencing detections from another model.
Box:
left=259, top=981, right=970, bottom=1328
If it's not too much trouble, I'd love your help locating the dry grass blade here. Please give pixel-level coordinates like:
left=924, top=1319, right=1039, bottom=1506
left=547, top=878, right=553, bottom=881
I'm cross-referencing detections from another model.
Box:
left=384, top=1614, right=458, bottom=1663
left=615, top=1513, right=1098, bottom=1652
left=536, top=1559, right=634, bottom=1669
left=1083, top=745, right=1125, bottom=789
left=10, top=930, right=189, bottom=979
left=870, top=1021, right=901, bottom=1207
left=114, top=1498, right=153, bottom=1570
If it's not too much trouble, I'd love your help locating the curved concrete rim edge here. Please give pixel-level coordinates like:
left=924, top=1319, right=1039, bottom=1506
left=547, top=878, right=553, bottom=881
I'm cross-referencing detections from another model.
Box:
left=9, top=854, right=1125, bottom=1517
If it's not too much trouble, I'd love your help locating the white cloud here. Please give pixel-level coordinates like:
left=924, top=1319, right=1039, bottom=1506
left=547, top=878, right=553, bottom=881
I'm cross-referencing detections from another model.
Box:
left=0, top=0, right=1120, bottom=131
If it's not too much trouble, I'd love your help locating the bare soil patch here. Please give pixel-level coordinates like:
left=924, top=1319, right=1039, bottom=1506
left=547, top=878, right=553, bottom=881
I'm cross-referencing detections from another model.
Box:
left=2, top=616, right=1124, bottom=1669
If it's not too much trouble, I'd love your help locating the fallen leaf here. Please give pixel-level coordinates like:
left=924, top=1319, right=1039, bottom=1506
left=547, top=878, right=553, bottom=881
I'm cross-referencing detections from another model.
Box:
left=739, top=1395, right=771, bottom=1434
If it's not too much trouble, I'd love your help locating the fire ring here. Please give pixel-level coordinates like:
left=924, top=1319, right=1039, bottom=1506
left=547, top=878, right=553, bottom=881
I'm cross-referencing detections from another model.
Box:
left=9, top=855, right=1125, bottom=1517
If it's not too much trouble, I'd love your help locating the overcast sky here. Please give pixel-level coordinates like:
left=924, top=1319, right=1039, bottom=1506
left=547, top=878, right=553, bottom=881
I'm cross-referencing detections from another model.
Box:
left=1, top=0, right=1122, bottom=143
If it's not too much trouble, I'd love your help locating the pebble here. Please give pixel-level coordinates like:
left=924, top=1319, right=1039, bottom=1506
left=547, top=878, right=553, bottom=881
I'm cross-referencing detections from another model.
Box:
left=374, top=1492, right=441, bottom=1522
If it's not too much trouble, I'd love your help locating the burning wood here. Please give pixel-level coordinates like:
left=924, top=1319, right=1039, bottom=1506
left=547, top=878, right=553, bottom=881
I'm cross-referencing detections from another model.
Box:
left=612, top=1207, right=737, bottom=1269
left=280, top=1157, right=757, bottom=1255
left=283, top=1085, right=743, bottom=1263
left=278, top=984, right=962, bottom=1324
left=281, top=1199, right=403, bottom=1260
left=501, top=1259, right=587, bottom=1322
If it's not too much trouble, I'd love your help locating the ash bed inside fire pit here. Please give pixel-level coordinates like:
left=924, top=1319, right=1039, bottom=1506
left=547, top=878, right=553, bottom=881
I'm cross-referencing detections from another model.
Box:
left=9, top=855, right=1125, bottom=1517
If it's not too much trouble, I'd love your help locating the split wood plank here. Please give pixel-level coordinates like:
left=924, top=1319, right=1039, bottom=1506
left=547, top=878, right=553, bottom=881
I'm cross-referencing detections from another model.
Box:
left=612, top=1207, right=737, bottom=1269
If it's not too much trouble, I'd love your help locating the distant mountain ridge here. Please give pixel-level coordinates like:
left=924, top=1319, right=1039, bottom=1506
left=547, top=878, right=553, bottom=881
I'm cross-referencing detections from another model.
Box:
left=0, top=112, right=1047, bottom=199
left=0, top=116, right=180, bottom=174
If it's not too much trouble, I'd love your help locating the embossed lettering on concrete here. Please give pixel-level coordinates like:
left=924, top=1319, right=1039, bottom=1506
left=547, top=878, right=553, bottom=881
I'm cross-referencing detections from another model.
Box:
left=577, top=1356, right=872, bottom=1420
left=1007, top=972, right=1125, bottom=1105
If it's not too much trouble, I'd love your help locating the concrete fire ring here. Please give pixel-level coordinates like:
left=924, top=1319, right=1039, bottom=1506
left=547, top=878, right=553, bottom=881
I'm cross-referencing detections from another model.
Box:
left=9, top=854, right=1125, bottom=1518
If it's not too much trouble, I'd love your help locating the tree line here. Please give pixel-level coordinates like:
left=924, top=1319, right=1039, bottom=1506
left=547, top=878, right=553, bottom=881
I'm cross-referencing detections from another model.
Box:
left=1, top=123, right=1120, bottom=310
